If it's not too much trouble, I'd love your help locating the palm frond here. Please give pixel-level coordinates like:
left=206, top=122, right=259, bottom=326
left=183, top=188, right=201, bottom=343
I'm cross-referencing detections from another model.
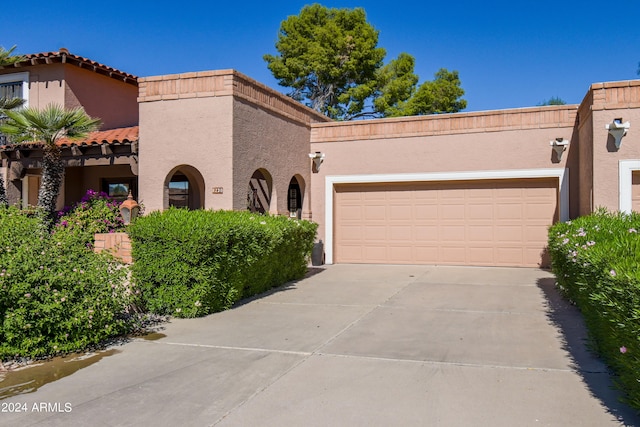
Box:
left=0, top=97, right=25, bottom=111
left=0, top=45, right=25, bottom=66
left=0, top=104, right=101, bottom=145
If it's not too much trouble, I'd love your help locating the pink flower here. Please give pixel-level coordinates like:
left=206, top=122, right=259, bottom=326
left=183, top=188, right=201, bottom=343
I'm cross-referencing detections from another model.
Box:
left=24, top=293, right=31, bottom=298
left=620, top=346, right=627, bottom=354
left=610, top=270, right=617, bottom=277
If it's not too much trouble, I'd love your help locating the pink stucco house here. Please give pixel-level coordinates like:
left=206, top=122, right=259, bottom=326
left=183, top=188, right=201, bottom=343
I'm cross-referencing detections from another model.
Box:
left=2, top=49, right=640, bottom=268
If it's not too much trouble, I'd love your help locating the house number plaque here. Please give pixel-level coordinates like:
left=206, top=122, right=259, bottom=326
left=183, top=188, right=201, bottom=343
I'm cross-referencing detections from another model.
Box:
left=212, top=187, right=223, bottom=194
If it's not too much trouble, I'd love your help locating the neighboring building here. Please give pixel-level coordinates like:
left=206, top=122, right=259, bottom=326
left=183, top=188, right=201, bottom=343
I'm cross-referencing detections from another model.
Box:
left=2, top=49, right=640, bottom=268
left=0, top=48, right=139, bottom=208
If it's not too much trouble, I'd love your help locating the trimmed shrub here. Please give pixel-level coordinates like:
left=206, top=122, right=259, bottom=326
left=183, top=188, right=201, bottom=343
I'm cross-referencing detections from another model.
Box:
left=0, top=205, right=138, bottom=360
left=129, top=209, right=318, bottom=318
left=548, top=209, right=640, bottom=410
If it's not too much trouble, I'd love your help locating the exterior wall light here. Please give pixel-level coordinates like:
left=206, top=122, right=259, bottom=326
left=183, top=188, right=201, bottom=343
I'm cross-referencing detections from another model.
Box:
left=309, top=151, right=325, bottom=173
left=606, top=118, right=630, bottom=149
left=119, top=190, right=140, bottom=225
left=550, top=138, right=570, bottom=161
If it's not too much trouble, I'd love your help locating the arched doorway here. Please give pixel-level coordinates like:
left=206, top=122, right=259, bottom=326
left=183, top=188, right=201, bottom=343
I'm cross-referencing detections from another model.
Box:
left=164, top=165, right=205, bottom=210
left=247, top=169, right=273, bottom=214
left=288, top=176, right=303, bottom=219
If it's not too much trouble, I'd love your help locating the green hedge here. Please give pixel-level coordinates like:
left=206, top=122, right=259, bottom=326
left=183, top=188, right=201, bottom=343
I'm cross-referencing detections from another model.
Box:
left=0, top=205, right=137, bottom=360
left=128, top=209, right=318, bottom=318
left=548, top=209, right=640, bottom=410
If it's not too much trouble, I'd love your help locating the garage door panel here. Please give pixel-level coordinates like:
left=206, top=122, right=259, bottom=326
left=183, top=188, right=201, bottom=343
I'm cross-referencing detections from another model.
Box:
left=364, top=205, right=386, bottom=220
left=526, top=203, right=555, bottom=220
left=389, top=246, right=413, bottom=262
left=339, top=204, right=363, bottom=221
left=496, top=247, right=525, bottom=265
left=334, top=179, right=557, bottom=267
left=467, top=225, right=494, bottom=242
left=414, top=204, right=438, bottom=219
left=466, top=203, right=494, bottom=219
left=389, top=205, right=412, bottom=220
left=389, top=225, right=412, bottom=241
left=414, top=225, right=438, bottom=241
left=339, top=225, right=363, bottom=241
left=363, top=191, right=386, bottom=201
left=496, top=226, right=523, bottom=242
left=468, top=246, right=496, bottom=264
left=337, top=245, right=363, bottom=263
left=440, top=247, right=467, bottom=263
left=439, top=225, right=465, bottom=242
left=363, top=246, right=387, bottom=262
left=497, top=204, right=523, bottom=220
left=363, top=225, right=386, bottom=240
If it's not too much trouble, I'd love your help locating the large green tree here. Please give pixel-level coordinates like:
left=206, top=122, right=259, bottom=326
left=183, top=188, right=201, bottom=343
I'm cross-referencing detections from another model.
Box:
left=537, top=96, right=567, bottom=106
left=0, top=105, right=101, bottom=227
left=0, top=45, right=26, bottom=207
left=264, top=4, right=466, bottom=120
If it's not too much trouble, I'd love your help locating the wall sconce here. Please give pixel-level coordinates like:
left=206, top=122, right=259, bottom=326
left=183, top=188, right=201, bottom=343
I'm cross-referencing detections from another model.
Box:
left=309, top=151, right=325, bottom=173
left=550, top=138, right=570, bottom=161
left=606, top=118, right=630, bottom=149
left=119, top=190, right=140, bottom=225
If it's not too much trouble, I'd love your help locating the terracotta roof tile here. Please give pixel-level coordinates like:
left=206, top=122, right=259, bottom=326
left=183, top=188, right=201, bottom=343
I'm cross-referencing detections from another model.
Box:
left=0, top=126, right=138, bottom=151
left=0, top=48, right=137, bottom=85
left=56, top=126, right=139, bottom=147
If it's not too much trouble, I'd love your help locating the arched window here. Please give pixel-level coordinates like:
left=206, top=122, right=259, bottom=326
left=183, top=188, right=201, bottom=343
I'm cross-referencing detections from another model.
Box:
left=164, top=166, right=205, bottom=210
left=247, top=169, right=273, bottom=214
left=169, top=172, right=190, bottom=208
left=288, top=177, right=302, bottom=219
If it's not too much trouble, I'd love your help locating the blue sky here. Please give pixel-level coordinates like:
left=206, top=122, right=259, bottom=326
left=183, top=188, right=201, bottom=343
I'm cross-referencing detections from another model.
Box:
left=3, top=1, right=640, bottom=112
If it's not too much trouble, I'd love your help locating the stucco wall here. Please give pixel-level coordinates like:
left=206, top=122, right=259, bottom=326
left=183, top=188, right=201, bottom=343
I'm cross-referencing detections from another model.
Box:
left=64, top=65, right=138, bottom=129
left=0, top=64, right=138, bottom=129
left=0, top=64, right=65, bottom=108
left=576, top=91, right=595, bottom=216
left=310, top=106, right=578, bottom=244
left=232, top=98, right=312, bottom=216
left=588, top=82, right=640, bottom=211
left=138, top=96, right=234, bottom=212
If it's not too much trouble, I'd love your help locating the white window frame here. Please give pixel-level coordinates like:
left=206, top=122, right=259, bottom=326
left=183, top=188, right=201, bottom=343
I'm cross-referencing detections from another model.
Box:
left=0, top=72, right=29, bottom=107
left=619, top=160, right=640, bottom=213
left=324, top=168, right=569, bottom=264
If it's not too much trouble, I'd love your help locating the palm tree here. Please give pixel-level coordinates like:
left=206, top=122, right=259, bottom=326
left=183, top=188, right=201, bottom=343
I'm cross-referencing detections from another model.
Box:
left=0, top=104, right=101, bottom=227
left=0, top=45, right=26, bottom=207
left=0, top=45, right=24, bottom=66
left=0, top=98, right=24, bottom=207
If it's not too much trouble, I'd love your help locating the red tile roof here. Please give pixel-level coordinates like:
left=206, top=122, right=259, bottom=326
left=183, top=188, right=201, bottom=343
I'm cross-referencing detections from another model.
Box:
left=0, top=126, right=138, bottom=151
left=0, top=48, right=137, bottom=85
left=56, top=126, right=139, bottom=147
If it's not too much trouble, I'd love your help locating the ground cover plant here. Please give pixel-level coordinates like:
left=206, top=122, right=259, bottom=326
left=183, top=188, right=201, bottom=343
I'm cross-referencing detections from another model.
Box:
left=548, top=209, right=640, bottom=410
left=129, top=208, right=318, bottom=318
left=0, top=191, right=139, bottom=360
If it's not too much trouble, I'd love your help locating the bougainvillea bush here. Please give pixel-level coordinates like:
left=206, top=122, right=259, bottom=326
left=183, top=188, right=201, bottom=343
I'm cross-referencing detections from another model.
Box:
left=548, top=209, right=640, bottom=410
left=0, top=203, right=139, bottom=360
left=55, top=189, right=126, bottom=247
left=129, top=208, right=318, bottom=318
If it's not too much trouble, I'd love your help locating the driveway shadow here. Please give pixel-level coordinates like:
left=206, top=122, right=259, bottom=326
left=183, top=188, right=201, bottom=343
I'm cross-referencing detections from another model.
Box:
left=537, top=277, right=640, bottom=426
left=232, top=267, right=327, bottom=308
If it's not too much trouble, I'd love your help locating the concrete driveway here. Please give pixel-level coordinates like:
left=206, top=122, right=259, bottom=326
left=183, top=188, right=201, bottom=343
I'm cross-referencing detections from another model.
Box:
left=1, top=264, right=639, bottom=426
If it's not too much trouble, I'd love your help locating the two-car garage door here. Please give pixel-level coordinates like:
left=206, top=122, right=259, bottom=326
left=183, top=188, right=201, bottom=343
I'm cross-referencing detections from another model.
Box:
left=334, top=178, right=558, bottom=267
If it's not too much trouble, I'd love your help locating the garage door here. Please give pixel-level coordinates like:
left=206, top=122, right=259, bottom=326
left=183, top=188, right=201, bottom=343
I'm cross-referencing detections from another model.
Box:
left=633, top=171, right=640, bottom=212
left=334, top=179, right=558, bottom=267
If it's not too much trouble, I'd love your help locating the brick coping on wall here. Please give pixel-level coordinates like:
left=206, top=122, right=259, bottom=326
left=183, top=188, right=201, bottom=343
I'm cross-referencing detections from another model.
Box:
left=94, top=233, right=132, bottom=264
